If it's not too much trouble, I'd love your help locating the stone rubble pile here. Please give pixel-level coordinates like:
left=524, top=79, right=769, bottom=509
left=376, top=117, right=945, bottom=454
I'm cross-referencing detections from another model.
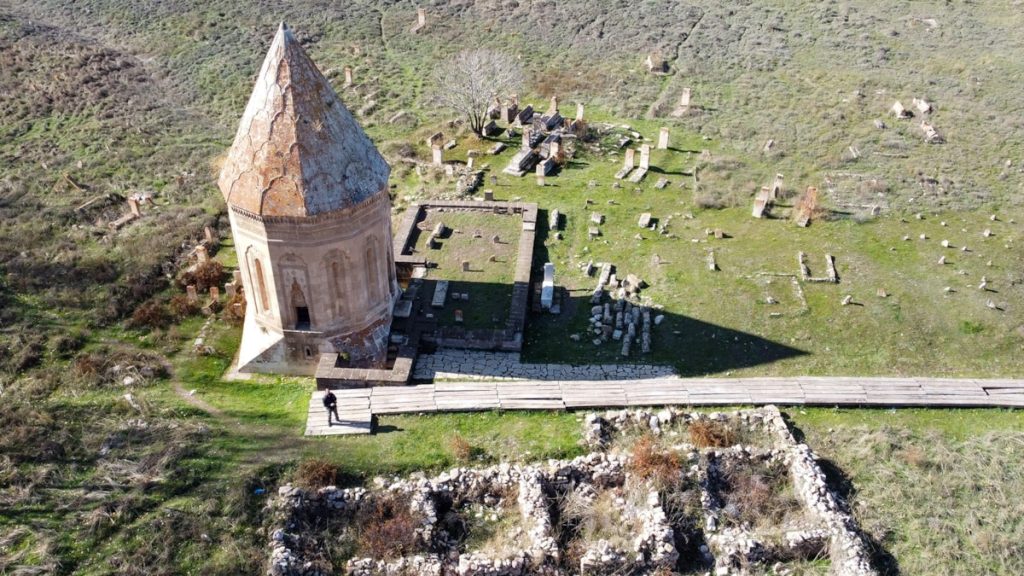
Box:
left=581, top=263, right=661, bottom=357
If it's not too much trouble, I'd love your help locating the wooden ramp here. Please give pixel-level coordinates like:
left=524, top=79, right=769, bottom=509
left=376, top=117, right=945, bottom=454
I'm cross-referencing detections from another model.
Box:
left=303, top=376, right=1024, bottom=436
left=305, top=390, right=373, bottom=436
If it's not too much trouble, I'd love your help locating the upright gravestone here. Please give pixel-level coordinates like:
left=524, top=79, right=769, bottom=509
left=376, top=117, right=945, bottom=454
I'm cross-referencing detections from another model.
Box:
left=657, top=127, right=669, bottom=150
left=541, top=263, right=555, bottom=310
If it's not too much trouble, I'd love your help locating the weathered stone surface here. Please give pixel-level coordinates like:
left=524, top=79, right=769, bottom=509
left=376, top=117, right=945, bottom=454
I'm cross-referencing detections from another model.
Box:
left=218, top=24, right=390, bottom=218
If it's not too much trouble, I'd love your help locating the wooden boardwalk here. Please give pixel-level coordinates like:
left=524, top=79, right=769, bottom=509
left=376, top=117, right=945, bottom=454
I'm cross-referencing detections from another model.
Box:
left=304, top=377, right=1024, bottom=435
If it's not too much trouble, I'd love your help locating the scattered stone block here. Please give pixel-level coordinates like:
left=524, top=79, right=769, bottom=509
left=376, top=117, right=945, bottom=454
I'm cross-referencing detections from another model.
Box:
left=637, top=212, right=652, bottom=228
left=891, top=101, right=912, bottom=119
left=921, top=122, right=944, bottom=144
left=912, top=97, right=933, bottom=114
left=615, top=148, right=636, bottom=180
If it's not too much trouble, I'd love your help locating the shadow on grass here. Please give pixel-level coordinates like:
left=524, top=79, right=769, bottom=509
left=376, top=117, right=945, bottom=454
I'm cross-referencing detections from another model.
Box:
left=399, top=206, right=808, bottom=377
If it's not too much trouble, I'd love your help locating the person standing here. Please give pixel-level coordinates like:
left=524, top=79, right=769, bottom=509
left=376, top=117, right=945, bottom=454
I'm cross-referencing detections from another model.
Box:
left=322, top=389, right=340, bottom=426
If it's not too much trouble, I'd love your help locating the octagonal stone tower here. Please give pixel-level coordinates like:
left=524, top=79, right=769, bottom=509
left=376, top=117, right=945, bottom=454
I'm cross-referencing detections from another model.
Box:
left=219, top=23, right=398, bottom=375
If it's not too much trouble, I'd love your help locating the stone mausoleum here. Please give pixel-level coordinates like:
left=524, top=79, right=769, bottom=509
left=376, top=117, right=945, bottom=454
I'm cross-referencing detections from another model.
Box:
left=218, top=23, right=398, bottom=375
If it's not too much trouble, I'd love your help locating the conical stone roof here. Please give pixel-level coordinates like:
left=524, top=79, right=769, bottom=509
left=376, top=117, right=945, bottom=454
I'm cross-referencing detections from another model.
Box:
left=218, top=23, right=389, bottom=218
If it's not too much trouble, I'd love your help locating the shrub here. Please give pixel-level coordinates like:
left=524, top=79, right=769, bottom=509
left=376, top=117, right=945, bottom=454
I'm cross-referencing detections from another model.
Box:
left=293, top=458, right=338, bottom=490
left=356, top=496, right=423, bottom=559
left=689, top=419, right=738, bottom=448
left=168, top=294, right=200, bottom=318
left=50, top=331, right=86, bottom=359
left=719, top=459, right=800, bottom=528
left=449, top=433, right=473, bottom=463
left=224, top=289, right=246, bottom=325
left=128, top=299, right=171, bottom=330
left=179, top=260, right=224, bottom=293
left=959, top=320, right=984, bottom=335
left=628, top=434, right=681, bottom=487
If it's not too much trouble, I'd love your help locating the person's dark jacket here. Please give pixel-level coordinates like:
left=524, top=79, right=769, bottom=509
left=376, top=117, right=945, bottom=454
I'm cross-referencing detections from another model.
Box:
left=322, top=391, right=337, bottom=408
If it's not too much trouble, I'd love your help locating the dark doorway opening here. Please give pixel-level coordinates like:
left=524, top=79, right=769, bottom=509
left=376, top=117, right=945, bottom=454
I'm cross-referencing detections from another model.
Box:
left=295, top=306, right=311, bottom=330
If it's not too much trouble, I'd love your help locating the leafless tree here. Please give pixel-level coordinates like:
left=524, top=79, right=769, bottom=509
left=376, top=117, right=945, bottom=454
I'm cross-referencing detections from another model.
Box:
left=431, top=49, right=524, bottom=135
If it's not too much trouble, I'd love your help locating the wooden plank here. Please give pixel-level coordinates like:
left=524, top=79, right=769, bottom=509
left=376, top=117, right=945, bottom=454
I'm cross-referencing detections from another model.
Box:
left=499, top=399, right=565, bottom=410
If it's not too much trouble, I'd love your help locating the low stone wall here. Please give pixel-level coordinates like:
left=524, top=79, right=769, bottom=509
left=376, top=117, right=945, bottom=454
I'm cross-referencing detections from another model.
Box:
left=391, top=201, right=537, bottom=354
left=268, top=407, right=879, bottom=576
left=314, top=348, right=414, bottom=389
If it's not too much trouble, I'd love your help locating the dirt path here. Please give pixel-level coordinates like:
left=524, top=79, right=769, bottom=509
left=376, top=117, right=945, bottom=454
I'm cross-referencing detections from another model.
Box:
left=173, top=381, right=224, bottom=417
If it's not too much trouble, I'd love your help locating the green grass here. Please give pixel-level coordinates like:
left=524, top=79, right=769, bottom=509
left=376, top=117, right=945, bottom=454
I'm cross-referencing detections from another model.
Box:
left=410, top=116, right=1024, bottom=378
left=3, top=1, right=1024, bottom=573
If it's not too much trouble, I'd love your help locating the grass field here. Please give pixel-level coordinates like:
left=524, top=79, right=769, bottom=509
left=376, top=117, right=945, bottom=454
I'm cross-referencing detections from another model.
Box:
left=392, top=116, right=1024, bottom=377
left=414, top=208, right=522, bottom=329
left=2, top=1, right=1024, bottom=573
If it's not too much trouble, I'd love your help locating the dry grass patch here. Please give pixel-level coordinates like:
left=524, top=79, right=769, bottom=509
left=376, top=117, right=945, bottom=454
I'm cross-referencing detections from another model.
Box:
left=354, top=496, right=426, bottom=560
left=628, top=434, right=682, bottom=488
left=293, top=459, right=339, bottom=491
left=717, top=458, right=802, bottom=530
left=689, top=419, right=739, bottom=448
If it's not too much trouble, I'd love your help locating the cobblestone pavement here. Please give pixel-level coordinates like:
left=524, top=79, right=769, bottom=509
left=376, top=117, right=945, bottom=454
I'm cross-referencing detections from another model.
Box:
left=412, top=350, right=677, bottom=381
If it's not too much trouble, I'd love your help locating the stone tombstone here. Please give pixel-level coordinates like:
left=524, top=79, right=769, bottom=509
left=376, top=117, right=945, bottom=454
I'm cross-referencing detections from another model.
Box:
left=623, top=148, right=636, bottom=168
left=233, top=270, right=242, bottom=285
left=462, top=260, right=471, bottom=272
left=657, top=127, right=669, bottom=150
left=225, top=282, right=237, bottom=299
left=195, top=244, right=209, bottom=263
left=491, top=234, right=500, bottom=244
left=575, top=102, right=585, bottom=122
left=484, top=189, right=494, bottom=201
left=521, top=127, right=532, bottom=150
left=535, top=163, right=545, bottom=186
left=504, top=95, right=520, bottom=123
left=466, top=156, right=475, bottom=170
left=127, top=197, right=141, bottom=217
left=209, top=286, right=220, bottom=300
left=639, top=144, right=651, bottom=170
left=547, top=95, right=559, bottom=116
left=186, top=284, right=198, bottom=303
left=680, top=88, right=691, bottom=108
left=432, top=147, right=443, bottom=166
left=204, top=226, right=216, bottom=243
left=343, top=66, right=353, bottom=86
left=771, top=173, right=784, bottom=200
left=541, top=262, right=555, bottom=310
left=416, top=7, right=426, bottom=27
left=549, top=140, right=561, bottom=160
